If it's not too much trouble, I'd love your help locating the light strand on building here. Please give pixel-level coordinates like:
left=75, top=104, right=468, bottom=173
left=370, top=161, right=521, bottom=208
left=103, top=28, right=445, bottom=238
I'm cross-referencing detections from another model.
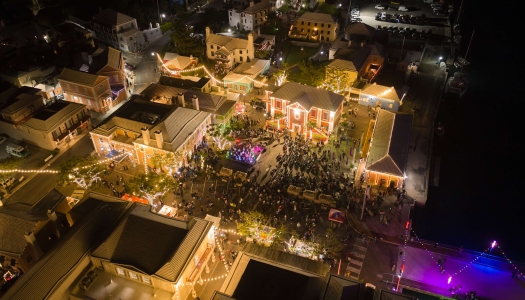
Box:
left=155, top=54, right=268, bottom=86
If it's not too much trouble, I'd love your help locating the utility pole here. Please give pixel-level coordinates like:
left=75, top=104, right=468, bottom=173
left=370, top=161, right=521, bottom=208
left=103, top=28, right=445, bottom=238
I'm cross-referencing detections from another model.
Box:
left=156, top=0, right=161, bottom=25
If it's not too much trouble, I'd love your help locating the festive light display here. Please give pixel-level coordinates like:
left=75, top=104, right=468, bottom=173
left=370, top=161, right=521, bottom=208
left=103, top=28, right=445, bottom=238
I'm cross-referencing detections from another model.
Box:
left=226, top=142, right=264, bottom=165
left=493, top=243, right=523, bottom=278
left=154, top=53, right=268, bottom=86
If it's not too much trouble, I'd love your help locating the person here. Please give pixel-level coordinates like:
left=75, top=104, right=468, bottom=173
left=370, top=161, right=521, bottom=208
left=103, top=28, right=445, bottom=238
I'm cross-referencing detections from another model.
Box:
left=297, top=222, right=301, bottom=228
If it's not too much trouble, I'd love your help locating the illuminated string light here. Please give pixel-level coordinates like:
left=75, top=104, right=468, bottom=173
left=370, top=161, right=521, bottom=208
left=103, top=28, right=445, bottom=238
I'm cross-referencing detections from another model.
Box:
left=494, top=244, right=523, bottom=278
left=155, top=53, right=268, bottom=86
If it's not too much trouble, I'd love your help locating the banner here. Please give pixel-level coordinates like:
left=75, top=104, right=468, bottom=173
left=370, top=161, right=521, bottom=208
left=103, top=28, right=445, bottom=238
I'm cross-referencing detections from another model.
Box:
left=328, top=208, right=345, bottom=223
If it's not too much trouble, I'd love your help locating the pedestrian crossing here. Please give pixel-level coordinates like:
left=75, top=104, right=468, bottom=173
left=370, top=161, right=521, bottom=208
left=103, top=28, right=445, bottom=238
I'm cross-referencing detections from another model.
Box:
left=345, top=241, right=368, bottom=280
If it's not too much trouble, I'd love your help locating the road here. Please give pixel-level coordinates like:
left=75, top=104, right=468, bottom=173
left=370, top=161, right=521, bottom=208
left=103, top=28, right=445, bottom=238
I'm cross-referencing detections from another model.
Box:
left=5, top=134, right=95, bottom=206
left=122, top=31, right=172, bottom=94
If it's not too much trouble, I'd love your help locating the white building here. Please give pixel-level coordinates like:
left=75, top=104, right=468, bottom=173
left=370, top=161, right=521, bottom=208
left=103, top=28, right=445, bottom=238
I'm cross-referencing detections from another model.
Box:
left=205, top=27, right=255, bottom=73
left=229, top=0, right=273, bottom=31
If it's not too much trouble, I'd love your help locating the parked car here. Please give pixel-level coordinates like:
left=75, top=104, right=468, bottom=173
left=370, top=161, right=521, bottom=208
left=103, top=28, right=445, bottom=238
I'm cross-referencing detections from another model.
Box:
left=398, top=6, right=409, bottom=11
left=388, top=6, right=398, bottom=11
left=351, top=18, right=362, bottom=22
left=375, top=4, right=387, bottom=9
left=431, top=3, right=442, bottom=9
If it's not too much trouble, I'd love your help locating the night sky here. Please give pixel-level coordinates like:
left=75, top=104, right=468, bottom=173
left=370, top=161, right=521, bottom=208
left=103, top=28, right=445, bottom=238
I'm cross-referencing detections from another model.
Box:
left=412, top=1, right=524, bottom=261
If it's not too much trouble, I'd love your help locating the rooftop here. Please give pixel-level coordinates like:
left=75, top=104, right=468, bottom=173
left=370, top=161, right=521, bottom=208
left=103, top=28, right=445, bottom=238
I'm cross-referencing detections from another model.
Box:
left=361, top=83, right=400, bottom=102
left=326, top=59, right=357, bottom=72
left=58, top=68, right=107, bottom=86
left=365, top=110, right=412, bottom=177
left=232, top=58, right=270, bottom=75
left=270, top=82, right=344, bottom=111
left=159, top=75, right=210, bottom=90
left=243, top=0, right=272, bottom=14
left=93, top=9, right=136, bottom=26
left=207, top=31, right=251, bottom=52
left=298, top=12, right=336, bottom=24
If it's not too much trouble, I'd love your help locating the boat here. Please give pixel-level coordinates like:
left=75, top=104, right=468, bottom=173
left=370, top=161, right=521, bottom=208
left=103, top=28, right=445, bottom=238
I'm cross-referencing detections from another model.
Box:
left=446, top=72, right=469, bottom=97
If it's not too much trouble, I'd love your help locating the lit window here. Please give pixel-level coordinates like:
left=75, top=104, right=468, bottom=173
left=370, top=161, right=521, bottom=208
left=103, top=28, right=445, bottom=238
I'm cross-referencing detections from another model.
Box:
left=116, top=267, right=125, bottom=275
left=294, top=109, right=300, bottom=119
left=143, top=276, right=151, bottom=284
left=129, top=272, right=138, bottom=280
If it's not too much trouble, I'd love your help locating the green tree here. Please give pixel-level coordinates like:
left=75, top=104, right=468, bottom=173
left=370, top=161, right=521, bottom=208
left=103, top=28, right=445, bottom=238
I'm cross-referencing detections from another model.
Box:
left=299, top=59, right=325, bottom=86
left=307, top=228, right=343, bottom=259
left=237, top=211, right=286, bottom=244
left=127, top=172, right=177, bottom=206
left=170, top=22, right=205, bottom=57
left=255, top=49, right=272, bottom=59
left=150, top=152, right=182, bottom=172
left=274, top=63, right=288, bottom=86
left=0, top=156, right=22, bottom=181
left=207, top=123, right=234, bottom=150
left=57, top=155, right=105, bottom=190
left=325, top=67, right=351, bottom=93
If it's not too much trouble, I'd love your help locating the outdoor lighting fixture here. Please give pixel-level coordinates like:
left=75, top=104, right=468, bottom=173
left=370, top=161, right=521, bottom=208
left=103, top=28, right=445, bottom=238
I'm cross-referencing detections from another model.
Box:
left=439, top=56, right=443, bottom=60
left=151, top=52, right=155, bottom=56
left=339, top=3, right=342, bottom=7
left=491, top=241, right=497, bottom=248
left=448, top=276, right=452, bottom=284
left=321, top=51, right=324, bottom=55
left=162, top=14, right=165, bottom=18
left=228, top=29, right=231, bottom=33
left=279, top=57, right=282, bottom=61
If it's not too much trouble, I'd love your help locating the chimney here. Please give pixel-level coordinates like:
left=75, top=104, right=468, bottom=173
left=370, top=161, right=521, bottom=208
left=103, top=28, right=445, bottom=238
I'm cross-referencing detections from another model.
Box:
left=155, top=130, right=164, bottom=149
left=247, top=33, right=254, bottom=59
left=205, top=27, right=211, bottom=37
left=250, top=1, right=254, bottom=6
left=141, top=127, right=150, bottom=145
left=24, top=231, right=44, bottom=260
left=192, top=94, right=199, bottom=111
left=47, top=209, right=63, bottom=238
left=257, top=27, right=260, bottom=35
left=178, top=93, right=185, bottom=107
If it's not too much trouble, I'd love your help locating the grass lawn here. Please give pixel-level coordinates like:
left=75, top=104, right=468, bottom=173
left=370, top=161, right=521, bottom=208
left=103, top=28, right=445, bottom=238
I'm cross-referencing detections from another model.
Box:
left=284, top=44, right=321, bottom=66
left=316, top=3, right=337, bottom=15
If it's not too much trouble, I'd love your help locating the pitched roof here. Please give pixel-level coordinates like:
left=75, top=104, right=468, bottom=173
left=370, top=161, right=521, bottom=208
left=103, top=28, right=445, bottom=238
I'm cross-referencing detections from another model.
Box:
left=207, top=34, right=249, bottom=51
left=159, top=107, right=210, bottom=151
left=233, top=58, right=270, bottom=75
left=298, top=12, right=336, bottom=24
left=1, top=194, right=131, bottom=300
left=105, top=47, right=122, bottom=70
left=361, top=83, right=400, bottom=102
left=327, top=59, right=357, bottom=72
left=0, top=212, right=38, bottom=255
left=270, top=82, right=344, bottom=111
left=322, top=274, right=365, bottom=300
left=58, top=68, right=107, bottom=86
left=162, top=53, right=193, bottom=70
left=119, top=27, right=140, bottom=37
left=244, top=0, right=272, bottom=13
left=345, top=23, right=376, bottom=37
left=24, top=100, right=86, bottom=132
left=352, top=43, right=384, bottom=71
left=93, top=9, right=136, bottom=26
left=92, top=204, right=213, bottom=281
left=365, top=110, right=412, bottom=177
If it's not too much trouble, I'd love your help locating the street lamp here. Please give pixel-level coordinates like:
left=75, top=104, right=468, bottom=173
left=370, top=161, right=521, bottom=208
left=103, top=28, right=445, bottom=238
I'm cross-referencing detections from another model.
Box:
left=151, top=52, right=155, bottom=56
left=228, top=28, right=231, bottom=33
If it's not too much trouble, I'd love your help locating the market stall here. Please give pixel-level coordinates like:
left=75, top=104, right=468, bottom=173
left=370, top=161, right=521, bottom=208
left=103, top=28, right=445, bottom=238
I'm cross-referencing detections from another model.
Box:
left=234, top=171, right=247, bottom=187
left=286, top=185, right=303, bottom=196
left=301, top=189, right=318, bottom=201
left=219, top=167, right=233, bottom=182
left=121, top=193, right=149, bottom=205
left=315, top=194, right=336, bottom=208
left=158, top=205, right=178, bottom=218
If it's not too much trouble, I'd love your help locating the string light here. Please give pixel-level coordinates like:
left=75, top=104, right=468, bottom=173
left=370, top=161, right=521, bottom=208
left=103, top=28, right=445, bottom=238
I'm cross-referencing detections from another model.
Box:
left=494, top=244, right=523, bottom=278
left=155, top=53, right=268, bottom=86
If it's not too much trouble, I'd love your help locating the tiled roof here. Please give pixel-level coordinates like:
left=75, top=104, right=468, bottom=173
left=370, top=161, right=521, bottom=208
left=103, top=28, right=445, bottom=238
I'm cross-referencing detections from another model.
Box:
left=207, top=34, right=249, bottom=51
left=215, top=100, right=237, bottom=116
left=24, top=100, right=86, bottom=132
left=298, top=12, right=336, bottom=24
left=327, top=59, right=357, bottom=72
left=345, top=23, right=375, bottom=37
left=120, top=27, right=140, bottom=37
left=58, top=68, right=107, bottom=86
left=141, top=83, right=222, bottom=109
left=365, top=110, right=412, bottom=176
left=244, top=0, right=272, bottom=14
left=233, top=58, right=270, bottom=75
left=160, top=107, right=210, bottom=151
left=0, top=194, right=131, bottom=300
left=93, top=9, right=136, bottom=26
left=0, top=212, right=38, bottom=255
left=361, top=83, right=400, bottom=102
left=270, top=82, right=344, bottom=111
left=223, top=72, right=256, bottom=84
left=92, top=204, right=213, bottom=281
left=163, top=53, right=193, bottom=70
left=323, top=274, right=364, bottom=300
left=1, top=93, right=42, bottom=114
left=106, top=47, right=122, bottom=70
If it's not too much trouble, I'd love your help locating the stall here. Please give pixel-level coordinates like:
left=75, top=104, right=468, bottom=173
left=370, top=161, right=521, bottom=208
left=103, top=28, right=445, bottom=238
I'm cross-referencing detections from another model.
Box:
left=219, top=167, right=233, bottom=182
left=286, top=238, right=318, bottom=260
left=158, top=205, right=178, bottom=218
left=315, top=194, right=336, bottom=208
left=121, top=194, right=149, bottom=205
left=301, top=189, right=318, bottom=201
left=286, top=185, right=303, bottom=197
left=234, top=171, right=247, bottom=187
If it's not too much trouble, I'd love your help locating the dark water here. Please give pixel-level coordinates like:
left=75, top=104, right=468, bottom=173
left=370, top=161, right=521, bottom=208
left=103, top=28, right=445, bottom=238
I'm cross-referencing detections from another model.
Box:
left=412, top=3, right=524, bottom=261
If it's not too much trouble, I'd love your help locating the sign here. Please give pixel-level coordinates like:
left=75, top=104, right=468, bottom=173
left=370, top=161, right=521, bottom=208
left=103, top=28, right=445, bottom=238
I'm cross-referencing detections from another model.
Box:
left=328, top=208, right=345, bottom=223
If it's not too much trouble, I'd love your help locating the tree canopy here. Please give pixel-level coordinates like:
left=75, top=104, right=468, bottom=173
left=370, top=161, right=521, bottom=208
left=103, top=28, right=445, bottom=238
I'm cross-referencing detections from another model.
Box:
left=325, top=67, right=351, bottom=93
left=299, top=59, right=325, bottom=86
left=57, top=155, right=105, bottom=190
left=126, top=172, right=177, bottom=206
left=170, top=22, right=205, bottom=57
left=207, top=123, right=234, bottom=150
left=0, top=156, right=22, bottom=180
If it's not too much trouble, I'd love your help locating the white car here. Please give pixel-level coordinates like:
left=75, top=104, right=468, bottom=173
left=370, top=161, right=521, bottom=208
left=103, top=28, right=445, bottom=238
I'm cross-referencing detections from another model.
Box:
left=375, top=5, right=387, bottom=10
left=398, top=6, right=409, bottom=11
left=0, top=136, right=6, bottom=145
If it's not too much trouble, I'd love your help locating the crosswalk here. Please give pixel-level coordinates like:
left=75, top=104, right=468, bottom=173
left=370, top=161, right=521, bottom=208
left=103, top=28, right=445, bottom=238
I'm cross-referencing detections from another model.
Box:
left=345, top=242, right=368, bottom=280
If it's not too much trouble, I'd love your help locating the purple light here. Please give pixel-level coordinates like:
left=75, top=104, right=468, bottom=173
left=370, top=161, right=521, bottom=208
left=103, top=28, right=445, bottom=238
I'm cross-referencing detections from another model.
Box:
left=491, top=241, right=497, bottom=248
left=448, top=276, right=452, bottom=284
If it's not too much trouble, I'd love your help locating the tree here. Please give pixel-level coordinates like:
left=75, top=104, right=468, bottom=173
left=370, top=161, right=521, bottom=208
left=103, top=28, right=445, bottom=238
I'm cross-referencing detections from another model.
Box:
left=306, top=120, right=318, bottom=130
left=325, top=67, right=351, bottom=93
left=170, top=22, right=205, bottom=57
left=150, top=152, right=182, bottom=173
left=207, top=123, right=234, bottom=150
left=274, top=63, right=288, bottom=86
left=307, top=228, right=343, bottom=259
left=274, top=112, right=285, bottom=119
left=255, top=49, right=272, bottom=59
left=0, top=156, right=22, bottom=181
left=127, top=172, right=177, bottom=206
left=237, top=211, right=286, bottom=244
left=57, top=155, right=105, bottom=190
left=299, top=59, right=325, bottom=86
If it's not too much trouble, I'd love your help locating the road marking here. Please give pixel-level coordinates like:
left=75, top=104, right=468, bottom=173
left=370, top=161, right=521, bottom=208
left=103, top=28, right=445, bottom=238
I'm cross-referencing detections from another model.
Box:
left=354, top=245, right=367, bottom=252
left=352, top=252, right=365, bottom=259
left=346, top=266, right=361, bottom=274
left=350, top=260, right=363, bottom=266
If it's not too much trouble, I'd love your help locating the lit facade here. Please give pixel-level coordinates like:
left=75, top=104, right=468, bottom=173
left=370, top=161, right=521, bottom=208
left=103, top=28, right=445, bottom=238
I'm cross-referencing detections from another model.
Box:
left=289, top=12, right=338, bottom=42
left=205, top=27, right=255, bottom=72
left=229, top=1, right=273, bottom=31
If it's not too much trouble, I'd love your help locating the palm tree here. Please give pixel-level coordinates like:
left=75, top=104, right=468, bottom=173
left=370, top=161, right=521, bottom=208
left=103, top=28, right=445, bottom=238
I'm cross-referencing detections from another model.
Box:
left=306, top=120, right=317, bottom=140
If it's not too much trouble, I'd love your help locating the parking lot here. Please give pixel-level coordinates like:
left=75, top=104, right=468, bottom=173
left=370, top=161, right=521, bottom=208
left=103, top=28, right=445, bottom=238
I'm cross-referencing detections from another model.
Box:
left=350, top=1, right=451, bottom=38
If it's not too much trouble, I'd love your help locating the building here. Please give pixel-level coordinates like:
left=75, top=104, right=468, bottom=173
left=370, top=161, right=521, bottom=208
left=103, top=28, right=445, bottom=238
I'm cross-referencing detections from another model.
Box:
left=91, top=9, right=143, bottom=53
left=352, top=42, right=385, bottom=80
left=289, top=12, right=339, bottom=42
left=266, top=82, right=344, bottom=138
left=229, top=1, right=273, bottom=31
left=161, top=52, right=199, bottom=75
left=86, top=204, right=215, bottom=300
left=363, top=109, right=412, bottom=188
left=205, top=27, right=255, bottom=74
left=325, top=59, right=359, bottom=92
left=0, top=189, right=70, bottom=274
left=0, top=87, right=91, bottom=150
left=90, top=97, right=212, bottom=170
left=52, top=22, right=96, bottom=50
left=159, top=75, right=213, bottom=93
left=344, top=23, right=376, bottom=42
left=359, top=83, right=402, bottom=111
left=140, top=83, right=237, bottom=123
left=58, top=68, right=126, bottom=113
left=223, top=58, right=270, bottom=93
left=0, top=65, right=56, bottom=88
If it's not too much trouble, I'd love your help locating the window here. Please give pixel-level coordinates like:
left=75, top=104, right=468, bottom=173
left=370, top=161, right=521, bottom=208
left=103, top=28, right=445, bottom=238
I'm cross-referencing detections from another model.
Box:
left=327, top=31, right=330, bottom=35
left=116, top=267, right=125, bottom=275
left=328, top=24, right=331, bottom=28
left=294, top=109, right=300, bottom=119
left=239, top=50, right=243, bottom=54
left=315, top=23, right=317, bottom=26
left=326, top=37, right=329, bottom=41
left=240, top=56, right=243, bottom=62
left=210, top=45, right=214, bottom=49
left=321, top=24, right=324, bottom=28
left=99, top=137, right=104, bottom=143
left=130, top=37, right=133, bottom=41
left=310, top=109, right=317, bottom=118
left=322, top=111, right=329, bottom=121
left=321, top=36, right=324, bottom=41
left=321, top=30, right=324, bottom=34
left=301, top=21, right=304, bottom=25
left=211, top=51, right=215, bottom=56
left=142, top=276, right=151, bottom=284
left=308, top=22, right=310, bottom=26
left=129, top=272, right=138, bottom=280
left=389, top=104, right=393, bottom=108
left=275, top=100, right=281, bottom=109
left=230, top=12, right=232, bottom=16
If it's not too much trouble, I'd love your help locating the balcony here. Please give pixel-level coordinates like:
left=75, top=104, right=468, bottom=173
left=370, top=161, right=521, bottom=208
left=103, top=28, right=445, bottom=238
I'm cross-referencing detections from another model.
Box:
left=215, top=56, right=230, bottom=62
left=53, top=114, right=91, bottom=142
